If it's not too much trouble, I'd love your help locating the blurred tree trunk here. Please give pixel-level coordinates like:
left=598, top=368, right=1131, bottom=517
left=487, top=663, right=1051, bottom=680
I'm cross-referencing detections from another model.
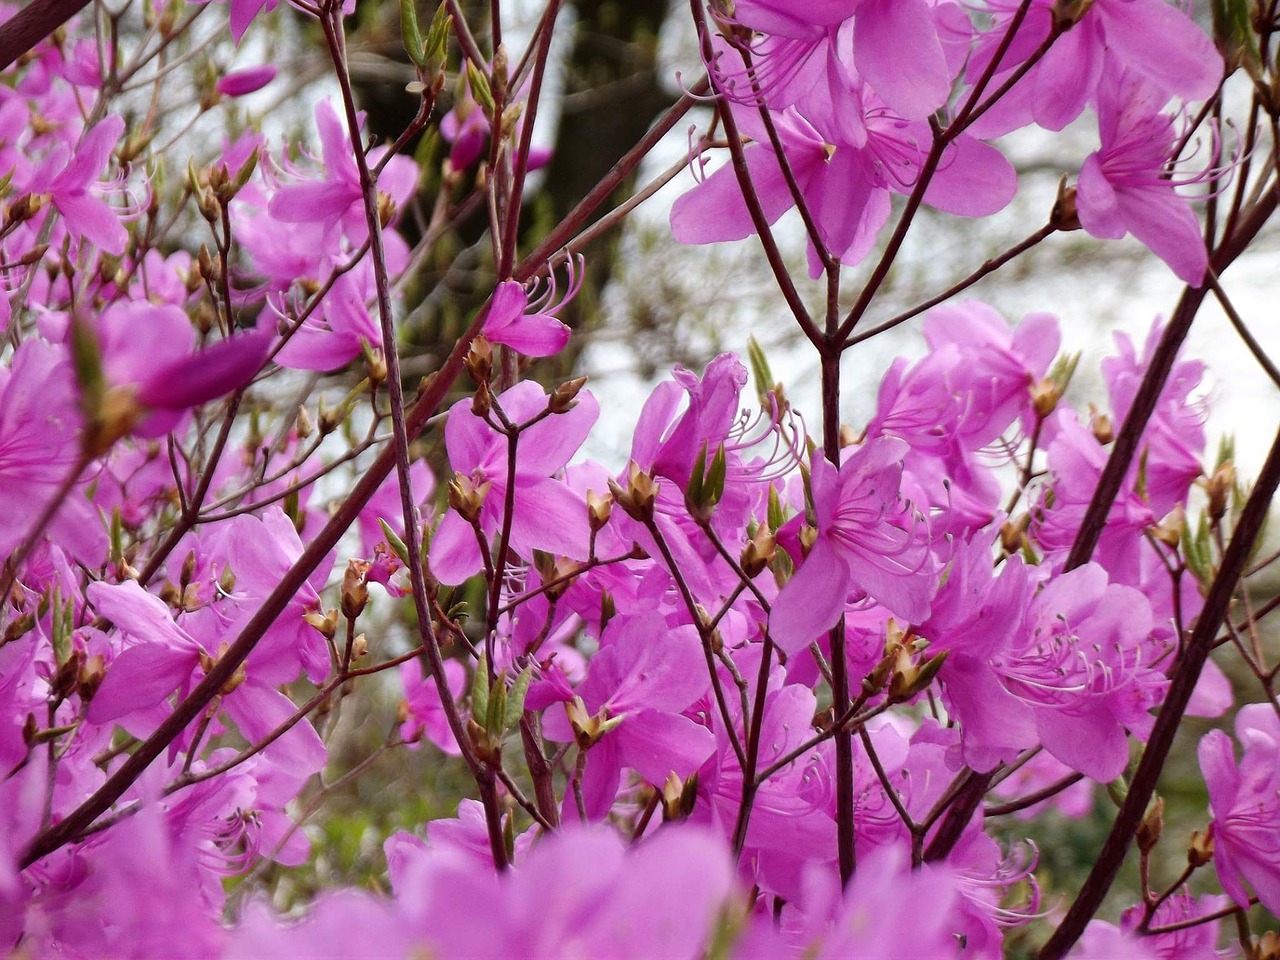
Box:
left=348, top=0, right=676, bottom=383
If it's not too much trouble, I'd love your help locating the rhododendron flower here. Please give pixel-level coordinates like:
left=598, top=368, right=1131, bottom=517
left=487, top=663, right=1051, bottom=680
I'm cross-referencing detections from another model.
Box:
left=671, top=93, right=1014, bottom=276
left=86, top=580, right=326, bottom=776
left=429, top=380, right=599, bottom=584
left=543, top=612, right=714, bottom=820
left=1076, top=72, right=1209, bottom=285
left=27, top=114, right=127, bottom=254
left=399, top=657, right=466, bottom=754
left=731, top=0, right=953, bottom=121
left=770, top=438, right=934, bottom=653
left=0, top=340, right=105, bottom=564
left=483, top=278, right=572, bottom=357
left=268, top=100, right=418, bottom=244
left=1198, top=704, right=1280, bottom=915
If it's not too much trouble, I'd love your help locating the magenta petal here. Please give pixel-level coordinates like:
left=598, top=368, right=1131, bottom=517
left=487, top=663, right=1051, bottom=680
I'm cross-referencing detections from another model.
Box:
left=1102, top=0, right=1223, bottom=101
left=769, top=537, right=851, bottom=654
left=670, top=142, right=800, bottom=246
left=854, top=0, right=950, bottom=119
left=427, top=510, right=485, bottom=585
left=924, top=136, right=1016, bottom=218
left=508, top=476, right=591, bottom=561
left=216, top=65, right=277, bottom=97
left=1076, top=152, right=1125, bottom=240
left=55, top=192, right=126, bottom=255
left=486, top=311, right=571, bottom=357
left=612, top=711, right=715, bottom=785
left=137, top=329, right=271, bottom=412
left=1114, top=188, right=1207, bottom=285
left=88, top=645, right=192, bottom=724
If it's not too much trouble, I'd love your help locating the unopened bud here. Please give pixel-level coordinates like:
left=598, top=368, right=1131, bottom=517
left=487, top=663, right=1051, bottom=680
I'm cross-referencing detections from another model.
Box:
left=1151, top=505, right=1184, bottom=548
left=377, top=191, right=396, bottom=228
left=471, top=380, right=493, bottom=419
left=1206, top=461, right=1236, bottom=523
left=549, top=376, right=588, bottom=414
left=304, top=607, right=339, bottom=640
left=295, top=404, right=314, bottom=440
left=1000, top=513, right=1031, bottom=555
left=1137, top=796, right=1164, bottom=854
left=77, top=653, right=106, bottom=701
left=1092, top=410, right=1114, bottom=445
left=661, top=771, right=699, bottom=822
left=7, top=193, right=47, bottom=224
left=586, top=489, right=613, bottom=532
left=466, top=337, right=493, bottom=384
left=1052, top=0, right=1097, bottom=28
left=607, top=464, right=660, bottom=523
left=341, top=559, right=370, bottom=620
left=1188, top=826, right=1214, bottom=867
left=740, top=526, right=776, bottom=578
left=448, top=475, right=490, bottom=524
left=1030, top=377, right=1062, bottom=418
left=1249, top=931, right=1280, bottom=960
left=1051, top=177, right=1080, bottom=231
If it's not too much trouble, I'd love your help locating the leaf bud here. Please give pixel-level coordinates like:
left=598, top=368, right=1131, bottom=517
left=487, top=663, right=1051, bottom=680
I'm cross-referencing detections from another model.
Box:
left=295, top=404, right=315, bottom=440
left=661, top=771, right=699, bottom=822
left=466, top=336, right=493, bottom=384
left=1092, top=409, right=1114, bottom=444
left=304, top=607, right=339, bottom=640
left=1051, top=176, right=1081, bottom=231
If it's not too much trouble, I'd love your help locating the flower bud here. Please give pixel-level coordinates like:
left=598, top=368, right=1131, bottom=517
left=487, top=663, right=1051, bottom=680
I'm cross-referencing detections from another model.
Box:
left=1206, top=461, right=1236, bottom=523
left=740, top=526, right=776, bottom=578
left=341, top=559, right=370, bottom=620
left=607, top=465, right=660, bottom=523
left=586, top=489, right=613, bottom=532
left=549, top=376, right=588, bottom=415
left=1137, top=796, right=1164, bottom=854
left=1188, top=826, right=1214, bottom=867
left=1000, top=513, right=1031, bottom=555
left=448, top=475, right=491, bottom=524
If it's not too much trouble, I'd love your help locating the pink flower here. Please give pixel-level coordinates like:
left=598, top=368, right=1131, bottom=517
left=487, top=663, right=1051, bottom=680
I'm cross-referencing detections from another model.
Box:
left=770, top=438, right=935, bottom=653
left=399, top=657, right=466, bottom=754
left=28, top=115, right=127, bottom=255
left=1198, top=704, right=1280, bottom=916
left=542, top=612, right=714, bottom=820
left=428, top=379, right=599, bottom=584
left=1076, top=72, right=1209, bottom=285
left=483, top=279, right=572, bottom=358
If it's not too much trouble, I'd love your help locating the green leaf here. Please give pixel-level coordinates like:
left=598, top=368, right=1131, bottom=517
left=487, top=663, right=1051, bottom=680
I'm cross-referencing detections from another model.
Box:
left=503, top=665, right=533, bottom=731
left=470, top=654, right=490, bottom=723
left=746, top=335, right=775, bottom=407
left=400, top=0, right=428, bottom=68
left=486, top=676, right=507, bottom=738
